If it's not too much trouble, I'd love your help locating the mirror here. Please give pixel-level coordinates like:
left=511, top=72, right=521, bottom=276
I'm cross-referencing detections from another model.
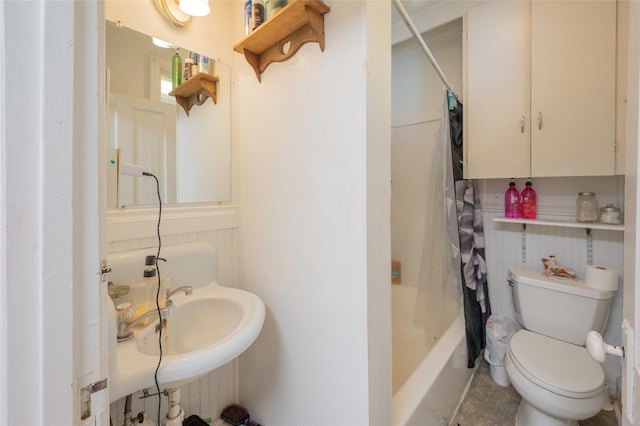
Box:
left=106, top=20, right=232, bottom=207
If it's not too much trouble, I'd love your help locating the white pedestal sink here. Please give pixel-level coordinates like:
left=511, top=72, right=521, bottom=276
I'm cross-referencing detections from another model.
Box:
left=106, top=242, right=265, bottom=403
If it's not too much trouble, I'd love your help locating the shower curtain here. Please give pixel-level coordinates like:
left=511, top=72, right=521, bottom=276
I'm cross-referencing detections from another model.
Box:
left=447, top=94, right=492, bottom=367
left=412, top=98, right=463, bottom=349
left=413, top=93, right=490, bottom=368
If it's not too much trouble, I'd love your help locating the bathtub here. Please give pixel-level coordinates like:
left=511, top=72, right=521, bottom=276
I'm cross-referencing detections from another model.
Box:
left=391, top=285, right=473, bottom=426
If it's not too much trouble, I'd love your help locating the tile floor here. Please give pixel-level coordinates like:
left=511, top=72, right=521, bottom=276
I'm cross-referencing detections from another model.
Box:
left=451, top=358, right=619, bottom=426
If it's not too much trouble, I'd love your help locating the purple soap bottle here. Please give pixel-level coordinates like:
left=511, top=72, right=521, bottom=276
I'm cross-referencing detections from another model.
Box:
left=505, top=179, right=520, bottom=218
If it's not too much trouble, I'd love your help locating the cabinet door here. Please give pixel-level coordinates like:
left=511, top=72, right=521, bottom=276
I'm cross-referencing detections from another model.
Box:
left=531, top=0, right=616, bottom=177
left=465, top=1, right=530, bottom=179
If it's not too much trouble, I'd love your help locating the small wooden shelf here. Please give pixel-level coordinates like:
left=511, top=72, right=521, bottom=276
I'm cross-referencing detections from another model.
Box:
left=169, top=73, right=219, bottom=116
left=233, top=0, right=331, bottom=82
left=493, top=217, right=625, bottom=232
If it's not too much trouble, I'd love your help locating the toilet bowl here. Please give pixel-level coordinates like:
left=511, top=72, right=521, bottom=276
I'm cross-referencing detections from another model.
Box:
left=504, top=330, right=607, bottom=426
left=504, top=267, right=617, bottom=426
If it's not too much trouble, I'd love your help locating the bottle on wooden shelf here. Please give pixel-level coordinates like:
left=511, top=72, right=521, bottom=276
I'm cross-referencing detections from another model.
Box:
left=252, top=0, right=265, bottom=30
left=172, top=51, right=182, bottom=90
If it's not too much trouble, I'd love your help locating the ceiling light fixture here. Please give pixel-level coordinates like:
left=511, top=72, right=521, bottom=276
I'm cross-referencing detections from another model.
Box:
left=179, top=0, right=210, bottom=17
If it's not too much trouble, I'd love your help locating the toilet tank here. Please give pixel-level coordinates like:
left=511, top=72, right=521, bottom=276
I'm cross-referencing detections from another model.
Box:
left=509, top=267, right=616, bottom=346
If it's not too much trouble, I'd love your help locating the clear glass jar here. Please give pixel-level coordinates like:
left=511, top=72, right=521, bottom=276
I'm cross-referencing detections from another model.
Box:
left=599, top=204, right=622, bottom=224
left=576, top=192, right=598, bottom=223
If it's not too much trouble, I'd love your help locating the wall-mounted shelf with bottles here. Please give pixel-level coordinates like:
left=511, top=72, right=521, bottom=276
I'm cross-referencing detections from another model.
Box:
left=169, top=73, right=219, bottom=116
left=233, top=0, right=331, bottom=82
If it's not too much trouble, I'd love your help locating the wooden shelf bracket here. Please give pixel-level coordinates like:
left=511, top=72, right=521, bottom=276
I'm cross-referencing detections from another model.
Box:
left=169, top=73, right=219, bottom=116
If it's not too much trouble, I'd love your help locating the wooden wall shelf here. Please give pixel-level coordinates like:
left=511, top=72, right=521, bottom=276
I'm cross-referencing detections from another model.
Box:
left=233, top=0, right=330, bottom=82
left=169, top=73, right=219, bottom=116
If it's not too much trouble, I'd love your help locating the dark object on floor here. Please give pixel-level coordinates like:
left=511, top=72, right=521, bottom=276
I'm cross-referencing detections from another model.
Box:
left=183, top=414, right=209, bottom=426
left=221, top=404, right=250, bottom=425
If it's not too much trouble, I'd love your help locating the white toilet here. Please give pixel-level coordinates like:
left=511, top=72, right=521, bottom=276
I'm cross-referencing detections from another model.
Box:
left=504, top=267, right=617, bottom=426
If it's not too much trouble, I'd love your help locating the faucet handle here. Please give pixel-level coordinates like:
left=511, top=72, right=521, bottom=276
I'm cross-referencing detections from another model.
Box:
left=115, top=302, right=134, bottom=326
left=115, top=303, right=136, bottom=342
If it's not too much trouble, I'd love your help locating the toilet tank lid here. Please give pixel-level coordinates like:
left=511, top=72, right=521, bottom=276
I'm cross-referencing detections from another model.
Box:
left=509, top=267, right=615, bottom=300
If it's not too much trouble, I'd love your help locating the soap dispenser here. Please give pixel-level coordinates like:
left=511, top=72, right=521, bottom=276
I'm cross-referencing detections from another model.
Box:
left=520, top=179, right=537, bottom=219
left=144, top=255, right=169, bottom=311
left=128, top=272, right=151, bottom=325
left=504, top=179, right=520, bottom=218
left=128, top=256, right=167, bottom=326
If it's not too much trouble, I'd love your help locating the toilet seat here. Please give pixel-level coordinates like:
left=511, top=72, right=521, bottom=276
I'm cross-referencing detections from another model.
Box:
left=508, top=330, right=604, bottom=398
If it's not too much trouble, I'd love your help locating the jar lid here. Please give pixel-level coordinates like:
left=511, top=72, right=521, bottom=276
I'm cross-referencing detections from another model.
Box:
left=600, top=204, right=621, bottom=213
left=578, top=192, right=595, bottom=196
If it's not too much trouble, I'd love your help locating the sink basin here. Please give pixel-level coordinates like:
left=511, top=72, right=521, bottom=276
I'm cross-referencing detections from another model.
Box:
left=136, top=298, right=244, bottom=356
left=108, top=283, right=265, bottom=402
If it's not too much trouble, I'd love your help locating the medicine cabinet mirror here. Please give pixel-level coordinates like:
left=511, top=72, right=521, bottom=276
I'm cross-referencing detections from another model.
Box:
left=106, top=20, right=231, bottom=207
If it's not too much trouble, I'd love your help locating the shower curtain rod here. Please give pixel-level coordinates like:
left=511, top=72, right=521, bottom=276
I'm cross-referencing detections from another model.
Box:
left=392, top=0, right=458, bottom=99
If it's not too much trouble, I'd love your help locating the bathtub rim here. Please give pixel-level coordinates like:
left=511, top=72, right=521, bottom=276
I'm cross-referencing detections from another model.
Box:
left=391, top=313, right=470, bottom=425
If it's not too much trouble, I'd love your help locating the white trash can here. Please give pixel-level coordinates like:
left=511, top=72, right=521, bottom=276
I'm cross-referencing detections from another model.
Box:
left=485, top=316, right=520, bottom=387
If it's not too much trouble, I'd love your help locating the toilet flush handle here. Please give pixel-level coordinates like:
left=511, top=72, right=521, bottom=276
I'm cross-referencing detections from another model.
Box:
left=586, top=330, right=624, bottom=363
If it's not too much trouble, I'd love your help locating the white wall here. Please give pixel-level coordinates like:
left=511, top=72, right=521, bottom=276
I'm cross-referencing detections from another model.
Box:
left=105, top=1, right=235, bottom=64
left=366, top=2, right=393, bottom=419
left=392, top=19, right=462, bottom=126
left=392, top=0, right=484, bottom=45
left=236, top=1, right=391, bottom=424
left=105, top=22, right=176, bottom=100
left=2, top=1, right=106, bottom=424
left=624, top=1, right=640, bottom=423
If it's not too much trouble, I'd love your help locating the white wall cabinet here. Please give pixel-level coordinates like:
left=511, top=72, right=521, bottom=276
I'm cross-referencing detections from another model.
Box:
left=465, top=0, right=616, bottom=179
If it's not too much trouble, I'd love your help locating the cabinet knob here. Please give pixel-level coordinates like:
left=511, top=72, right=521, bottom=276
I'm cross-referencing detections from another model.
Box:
left=520, top=116, right=525, bottom=133
left=537, top=112, right=543, bottom=130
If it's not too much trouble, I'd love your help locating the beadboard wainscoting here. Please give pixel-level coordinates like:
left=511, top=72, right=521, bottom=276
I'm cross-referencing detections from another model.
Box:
left=479, top=177, right=624, bottom=389
left=107, top=206, right=240, bottom=424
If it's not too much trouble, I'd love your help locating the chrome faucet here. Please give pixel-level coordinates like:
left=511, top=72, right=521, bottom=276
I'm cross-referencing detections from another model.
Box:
left=117, top=303, right=172, bottom=342
left=167, top=286, right=193, bottom=298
